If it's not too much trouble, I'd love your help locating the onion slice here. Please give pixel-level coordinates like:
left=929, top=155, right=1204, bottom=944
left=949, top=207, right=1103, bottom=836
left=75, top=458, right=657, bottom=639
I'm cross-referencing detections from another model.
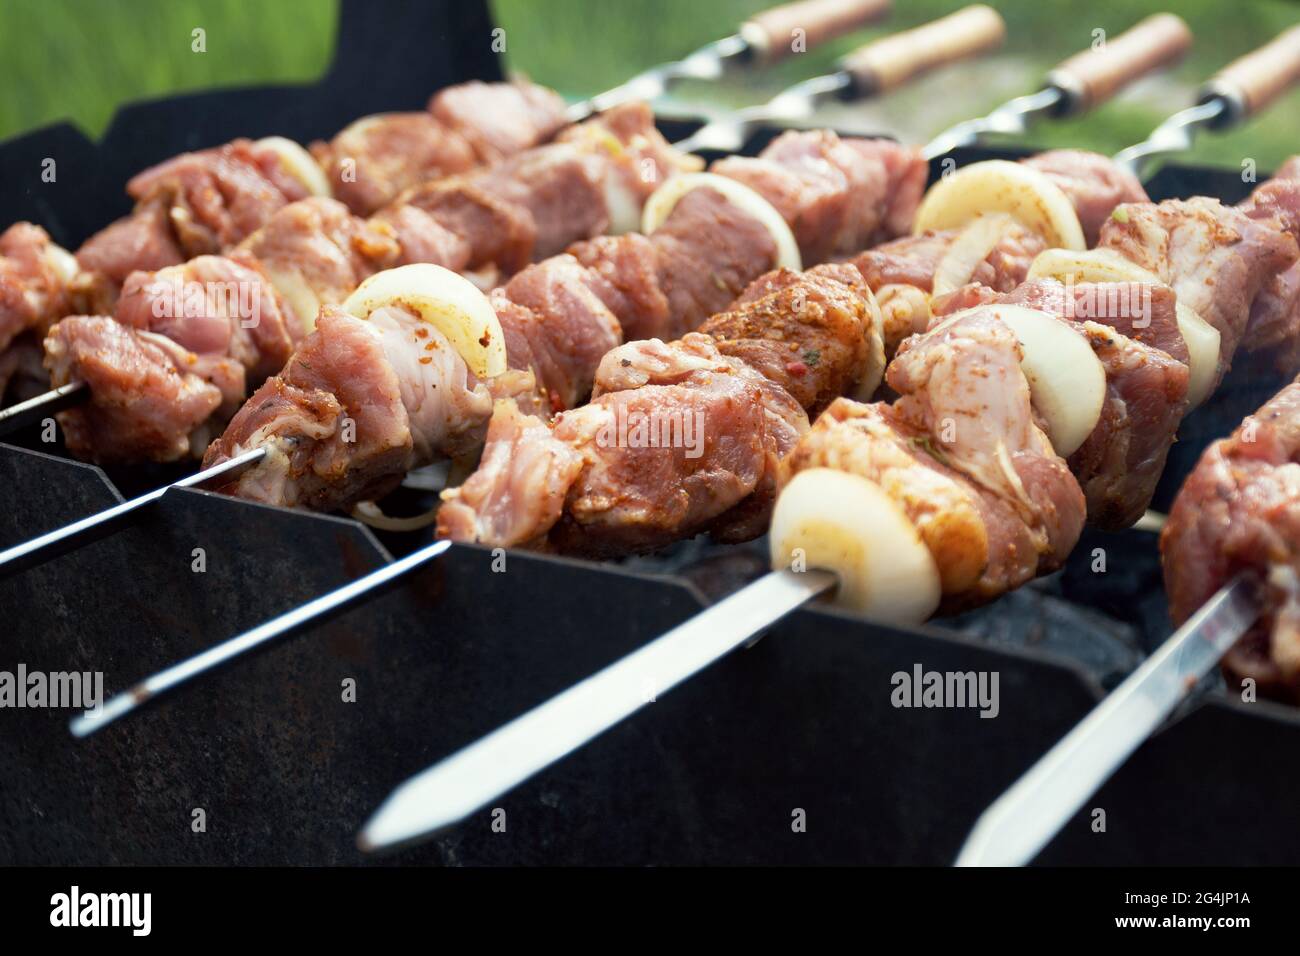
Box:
left=641, top=172, right=802, bottom=271
left=1027, top=247, right=1219, bottom=407
left=769, top=468, right=941, bottom=622
left=914, top=160, right=1086, bottom=251
left=931, top=304, right=1107, bottom=458
left=343, top=264, right=507, bottom=379
left=256, top=136, right=331, bottom=198
left=931, top=213, right=1017, bottom=296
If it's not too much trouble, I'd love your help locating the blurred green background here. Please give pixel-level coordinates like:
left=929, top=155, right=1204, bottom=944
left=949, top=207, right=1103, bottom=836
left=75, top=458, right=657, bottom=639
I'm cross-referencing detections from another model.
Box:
left=0, top=0, right=1298, bottom=167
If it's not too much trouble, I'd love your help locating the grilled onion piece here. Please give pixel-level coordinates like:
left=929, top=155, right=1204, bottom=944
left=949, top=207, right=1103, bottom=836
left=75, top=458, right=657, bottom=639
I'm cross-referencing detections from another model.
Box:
left=642, top=172, right=802, bottom=271
left=914, top=160, right=1086, bottom=251
left=770, top=468, right=941, bottom=622
left=931, top=213, right=1017, bottom=296
left=256, top=136, right=331, bottom=198
left=343, top=263, right=507, bottom=379
left=932, top=304, right=1106, bottom=458
left=1027, top=246, right=1219, bottom=407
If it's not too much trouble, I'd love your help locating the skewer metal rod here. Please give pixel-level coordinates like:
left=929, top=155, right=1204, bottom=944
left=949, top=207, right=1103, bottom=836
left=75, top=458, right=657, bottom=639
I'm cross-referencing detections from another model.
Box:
left=71, top=538, right=453, bottom=738
left=0, top=381, right=88, bottom=438
left=357, top=568, right=836, bottom=852
left=955, top=573, right=1259, bottom=867
left=0, top=446, right=265, bottom=579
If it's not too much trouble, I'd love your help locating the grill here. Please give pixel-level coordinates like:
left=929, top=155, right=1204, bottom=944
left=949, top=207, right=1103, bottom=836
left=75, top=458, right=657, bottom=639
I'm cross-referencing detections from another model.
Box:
left=1, top=0, right=1297, bottom=866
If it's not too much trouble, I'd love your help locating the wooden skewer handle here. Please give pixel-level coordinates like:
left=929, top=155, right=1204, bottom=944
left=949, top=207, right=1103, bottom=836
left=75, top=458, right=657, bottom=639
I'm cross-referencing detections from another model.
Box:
left=1202, top=24, right=1300, bottom=122
left=1047, top=13, right=1192, bottom=115
left=741, top=0, right=892, bottom=62
left=840, top=5, right=1006, bottom=96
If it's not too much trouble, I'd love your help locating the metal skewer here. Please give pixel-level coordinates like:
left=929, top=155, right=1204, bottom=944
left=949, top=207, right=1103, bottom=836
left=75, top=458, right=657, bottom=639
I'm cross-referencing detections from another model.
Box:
left=565, top=0, right=893, bottom=123
left=954, top=573, right=1259, bottom=866
left=357, top=568, right=836, bottom=851
left=352, top=26, right=1300, bottom=849
left=0, top=446, right=264, bottom=578
left=922, top=13, right=1191, bottom=161
left=0, top=4, right=890, bottom=443
left=70, top=538, right=452, bottom=738
left=0, top=381, right=88, bottom=437
left=1115, top=24, right=1300, bottom=178
left=0, top=10, right=1018, bottom=576
left=674, top=5, right=1007, bottom=154
left=56, top=15, right=1213, bottom=740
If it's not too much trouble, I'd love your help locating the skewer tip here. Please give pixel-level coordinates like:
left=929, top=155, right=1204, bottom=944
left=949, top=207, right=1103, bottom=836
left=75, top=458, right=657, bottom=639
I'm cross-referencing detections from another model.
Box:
left=69, top=686, right=147, bottom=738
left=356, top=772, right=472, bottom=853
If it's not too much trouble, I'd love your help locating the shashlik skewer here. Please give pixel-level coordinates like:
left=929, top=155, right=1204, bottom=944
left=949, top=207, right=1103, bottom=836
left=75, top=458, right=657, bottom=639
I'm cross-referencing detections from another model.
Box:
left=0, top=9, right=997, bottom=457
left=676, top=4, right=1007, bottom=154
left=957, top=359, right=1300, bottom=866
left=1115, top=24, right=1300, bottom=178
left=0, top=1, right=888, bottom=406
left=64, top=160, right=1210, bottom=739
left=58, top=17, right=1226, bottom=730
left=567, top=0, right=893, bottom=123
left=922, top=13, right=1192, bottom=159
left=350, top=143, right=1300, bottom=850
left=0, top=11, right=1022, bottom=572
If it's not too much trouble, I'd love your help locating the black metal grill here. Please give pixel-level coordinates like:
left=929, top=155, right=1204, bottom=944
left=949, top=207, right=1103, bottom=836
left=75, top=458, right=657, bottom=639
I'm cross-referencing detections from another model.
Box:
left=1, top=0, right=1296, bottom=866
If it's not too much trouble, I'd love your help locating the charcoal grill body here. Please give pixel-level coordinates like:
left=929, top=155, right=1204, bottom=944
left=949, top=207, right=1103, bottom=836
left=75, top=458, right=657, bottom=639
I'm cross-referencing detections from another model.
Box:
left=1, top=0, right=1297, bottom=865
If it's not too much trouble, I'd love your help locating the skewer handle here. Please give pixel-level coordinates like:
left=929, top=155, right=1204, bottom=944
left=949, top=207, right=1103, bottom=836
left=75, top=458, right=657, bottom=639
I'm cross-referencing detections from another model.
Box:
left=742, top=0, right=892, bottom=62
left=1047, top=13, right=1192, bottom=116
left=840, top=4, right=1006, bottom=96
left=1202, top=24, right=1300, bottom=124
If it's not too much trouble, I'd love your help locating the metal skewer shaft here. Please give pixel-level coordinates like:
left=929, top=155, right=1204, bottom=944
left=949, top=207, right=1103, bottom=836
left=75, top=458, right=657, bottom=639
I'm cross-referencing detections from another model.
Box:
left=923, top=12, right=1192, bottom=160
left=358, top=568, right=836, bottom=852
left=955, top=573, right=1259, bottom=867
left=0, top=381, right=88, bottom=438
left=1115, top=23, right=1300, bottom=178
left=676, top=5, right=1006, bottom=155
left=566, top=0, right=893, bottom=123
left=0, top=446, right=265, bottom=579
left=70, top=538, right=453, bottom=738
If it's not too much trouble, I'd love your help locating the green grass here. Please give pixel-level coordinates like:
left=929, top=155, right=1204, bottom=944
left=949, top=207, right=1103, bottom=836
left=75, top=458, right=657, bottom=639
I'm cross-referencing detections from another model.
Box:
left=0, top=0, right=337, bottom=139
left=0, top=0, right=1298, bottom=169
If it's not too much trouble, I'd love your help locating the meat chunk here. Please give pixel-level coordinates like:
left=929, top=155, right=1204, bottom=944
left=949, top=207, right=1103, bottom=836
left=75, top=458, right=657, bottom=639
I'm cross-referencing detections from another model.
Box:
left=313, top=112, right=478, bottom=217
left=1239, top=156, right=1300, bottom=374
left=781, top=308, right=1086, bottom=611
left=702, top=263, right=880, bottom=416
left=933, top=278, right=1190, bottom=529
left=44, top=316, right=227, bottom=463
left=851, top=224, right=1046, bottom=354
left=232, top=196, right=402, bottom=334
left=434, top=399, right=586, bottom=548
left=570, top=184, right=779, bottom=343
left=712, top=131, right=926, bottom=262
left=428, top=80, right=568, bottom=165
left=1, top=223, right=76, bottom=355
left=116, top=255, right=297, bottom=386
left=1098, top=197, right=1297, bottom=384
left=203, top=306, right=492, bottom=511
left=1021, top=150, right=1149, bottom=245
left=438, top=336, right=803, bottom=556
left=494, top=255, right=623, bottom=409
left=388, top=102, right=695, bottom=281
left=439, top=268, right=881, bottom=555
left=1163, top=381, right=1300, bottom=703
left=313, top=80, right=568, bottom=216
left=75, top=200, right=185, bottom=296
